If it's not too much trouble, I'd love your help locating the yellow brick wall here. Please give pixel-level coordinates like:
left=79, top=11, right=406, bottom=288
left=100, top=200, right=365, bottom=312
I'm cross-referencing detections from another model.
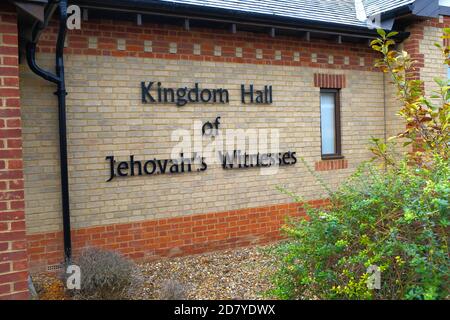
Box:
left=421, top=25, right=448, bottom=97
left=20, top=53, right=387, bottom=234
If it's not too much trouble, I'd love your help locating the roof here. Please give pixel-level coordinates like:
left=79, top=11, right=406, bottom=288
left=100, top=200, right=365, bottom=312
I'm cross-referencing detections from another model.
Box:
left=151, top=0, right=415, bottom=28
left=158, top=0, right=366, bottom=27
left=363, top=0, right=414, bottom=16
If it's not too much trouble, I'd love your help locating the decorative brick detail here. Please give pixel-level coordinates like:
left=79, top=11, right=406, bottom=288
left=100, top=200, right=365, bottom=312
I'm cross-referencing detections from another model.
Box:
left=144, top=40, right=152, bottom=53
left=117, top=38, right=126, bottom=51
left=193, top=43, right=201, bottom=55
left=328, top=55, right=334, bottom=64
left=0, top=4, right=29, bottom=300
left=88, top=37, right=97, bottom=49
left=275, top=50, right=282, bottom=60
left=314, top=73, right=346, bottom=88
left=255, top=48, right=263, bottom=59
left=315, top=159, right=348, bottom=171
left=359, top=57, right=365, bottom=66
left=235, top=47, right=242, bottom=58
left=27, top=200, right=328, bottom=272
left=35, top=19, right=378, bottom=71
left=169, top=42, right=177, bottom=54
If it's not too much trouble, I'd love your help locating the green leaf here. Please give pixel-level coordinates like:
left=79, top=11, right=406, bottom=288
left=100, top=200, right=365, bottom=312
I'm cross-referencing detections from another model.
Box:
left=377, top=29, right=386, bottom=37
left=387, top=31, right=399, bottom=38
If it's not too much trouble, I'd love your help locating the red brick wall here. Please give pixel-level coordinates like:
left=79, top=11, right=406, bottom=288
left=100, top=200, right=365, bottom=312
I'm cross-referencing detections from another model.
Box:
left=37, top=18, right=379, bottom=71
left=27, top=199, right=328, bottom=272
left=403, top=16, right=450, bottom=83
left=0, top=4, right=29, bottom=300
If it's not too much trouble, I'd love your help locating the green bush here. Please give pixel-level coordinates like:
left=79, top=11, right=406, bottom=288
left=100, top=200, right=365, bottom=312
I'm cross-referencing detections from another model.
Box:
left=270, top=155, right=449, bottom=300
left=269, top=28, right=449, bottom=301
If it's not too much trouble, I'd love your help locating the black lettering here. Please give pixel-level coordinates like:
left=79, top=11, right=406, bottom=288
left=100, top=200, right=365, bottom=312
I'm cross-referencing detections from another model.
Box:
left=283, top=153, right=288, bottom=165
left=163, top=88, right=175, bottom=103
left=241, top=84, right=254, bottom=103
left=157, top=82, right=162, bottom=102
left=176, top=88, right=187, bottom=106
left=255, top=90, right=264, bottom=103
left=144, top=160, right=156, bottom=174
left=170, top=162, right=180, bottom=173
left=157, top=159, right=169, bottom=173
left=199, top=158, right=207, bottom=171
left=202, top=122, right=213, bottom=136
left=188, top=83, right=199, bottom=102
left=129, top=155, right=142, bottom=176
left=291, top=151, right=297, bottom=165
left=180, top=153, right=185, bottom=173
left=117, top=161, right=129, bottom=176
left=219, top=151, right=234, bottom=169
left=200, top=89, right=212, bottom=102
left=213, top=89, right=229, bottom=103
left=141, top=82, right=155, bottom=103
left=106, top=156, right=115, bottom=182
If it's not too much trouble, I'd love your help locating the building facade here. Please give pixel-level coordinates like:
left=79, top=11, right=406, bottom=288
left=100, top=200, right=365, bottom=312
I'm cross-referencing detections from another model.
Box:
left=0, top=0, right=448, bottom=299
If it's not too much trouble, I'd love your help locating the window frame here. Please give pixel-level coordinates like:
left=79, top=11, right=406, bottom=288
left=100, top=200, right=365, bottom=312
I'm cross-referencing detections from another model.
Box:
left=319, top=88, right=343, bottom=160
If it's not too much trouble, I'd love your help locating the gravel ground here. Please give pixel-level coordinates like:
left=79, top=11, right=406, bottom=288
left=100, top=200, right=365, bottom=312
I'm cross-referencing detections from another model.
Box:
left=32, top=245, right=279, bottom=300
left=139, top=245, right=278, bottom=300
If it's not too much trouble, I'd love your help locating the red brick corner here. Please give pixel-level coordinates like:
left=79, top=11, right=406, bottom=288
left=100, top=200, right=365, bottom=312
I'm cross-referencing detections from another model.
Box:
left=0, top=4, right=29, bottom=300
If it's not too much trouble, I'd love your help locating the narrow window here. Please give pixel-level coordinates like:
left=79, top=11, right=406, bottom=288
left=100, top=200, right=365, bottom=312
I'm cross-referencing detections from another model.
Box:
left=320, top=89, right=342, bottom=158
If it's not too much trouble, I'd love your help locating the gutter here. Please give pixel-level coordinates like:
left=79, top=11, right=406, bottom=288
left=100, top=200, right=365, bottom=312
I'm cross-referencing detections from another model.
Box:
left=25, top=0, right=72, bottom=263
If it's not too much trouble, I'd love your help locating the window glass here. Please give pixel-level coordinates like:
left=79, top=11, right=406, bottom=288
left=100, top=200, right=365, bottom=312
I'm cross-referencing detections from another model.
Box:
left=320, top=92, right=336, bottom=155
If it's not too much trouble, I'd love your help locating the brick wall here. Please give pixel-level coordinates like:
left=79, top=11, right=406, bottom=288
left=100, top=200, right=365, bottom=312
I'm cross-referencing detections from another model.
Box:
left=37, top=19, right=379, bottom=71
left=0, top=4, right=29, bottom=300
left=0, top=2, right=445, bottom=294
left=19, top=18, right=389, bottom=271
left=27, top=199, right=328, bottom=272
left=403, top=17, right=450, bottom=93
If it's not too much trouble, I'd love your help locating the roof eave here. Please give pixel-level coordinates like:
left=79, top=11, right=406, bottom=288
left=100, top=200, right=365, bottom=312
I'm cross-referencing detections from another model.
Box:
left=75, top=0, right=388, bottom=38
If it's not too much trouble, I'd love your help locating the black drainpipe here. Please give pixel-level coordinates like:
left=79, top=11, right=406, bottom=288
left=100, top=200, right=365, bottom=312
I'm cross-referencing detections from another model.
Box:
left=26, top=0, right=72, bottom=263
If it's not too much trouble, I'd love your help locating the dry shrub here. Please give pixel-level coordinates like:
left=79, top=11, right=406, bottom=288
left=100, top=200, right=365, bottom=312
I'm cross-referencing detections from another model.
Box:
left=158, top=279, right=187, bottom=300
left=71, top=247, right=142, bottom=300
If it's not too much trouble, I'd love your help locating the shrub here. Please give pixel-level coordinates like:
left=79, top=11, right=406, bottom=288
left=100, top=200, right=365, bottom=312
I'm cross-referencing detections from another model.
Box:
left=270, top=156, right=449, bottom=300
left=71, top=247, right=142, bottom=300
left=270, top=28, right=449, bottom=301
left=158, top=279, right=187, bottom=300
